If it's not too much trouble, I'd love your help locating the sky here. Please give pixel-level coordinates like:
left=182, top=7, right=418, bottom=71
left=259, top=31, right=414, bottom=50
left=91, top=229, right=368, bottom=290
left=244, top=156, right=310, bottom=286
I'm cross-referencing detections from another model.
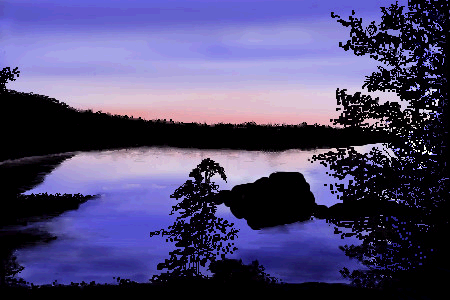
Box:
left=1, top=0, right=409, bottom=126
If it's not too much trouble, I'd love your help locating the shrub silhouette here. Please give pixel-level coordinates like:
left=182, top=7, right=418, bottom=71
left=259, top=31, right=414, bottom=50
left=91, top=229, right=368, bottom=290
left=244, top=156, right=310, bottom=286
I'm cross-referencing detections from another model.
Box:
left=0, top=250, right=25, bottom=288
left=208, top=257, right=281, bottom=285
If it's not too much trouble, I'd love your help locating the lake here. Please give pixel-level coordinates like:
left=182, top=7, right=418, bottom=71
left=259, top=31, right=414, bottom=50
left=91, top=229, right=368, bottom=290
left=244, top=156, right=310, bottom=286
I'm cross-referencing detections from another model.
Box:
left=6, top=143, right=384, bottom=286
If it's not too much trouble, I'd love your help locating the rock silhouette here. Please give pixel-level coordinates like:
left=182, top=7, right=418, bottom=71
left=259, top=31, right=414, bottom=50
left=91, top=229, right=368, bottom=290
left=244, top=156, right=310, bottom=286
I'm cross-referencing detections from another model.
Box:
left=210, top=172, right=316, bottom=230
left=322, top=199, right=421, bottom=221
left=208, top=172, right=420, bottom=230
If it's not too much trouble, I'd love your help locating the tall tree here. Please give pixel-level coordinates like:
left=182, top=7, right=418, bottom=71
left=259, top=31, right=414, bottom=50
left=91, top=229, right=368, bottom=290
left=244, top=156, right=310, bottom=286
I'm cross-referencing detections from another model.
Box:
left=311, top=0, right=448, bottom=293
left=149, top=158, right=239, bottom=283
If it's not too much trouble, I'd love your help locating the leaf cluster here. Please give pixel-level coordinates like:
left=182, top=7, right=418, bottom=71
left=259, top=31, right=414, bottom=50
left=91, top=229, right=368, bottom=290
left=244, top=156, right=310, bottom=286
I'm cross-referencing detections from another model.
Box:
left=0, top=67, right=20, bottom=92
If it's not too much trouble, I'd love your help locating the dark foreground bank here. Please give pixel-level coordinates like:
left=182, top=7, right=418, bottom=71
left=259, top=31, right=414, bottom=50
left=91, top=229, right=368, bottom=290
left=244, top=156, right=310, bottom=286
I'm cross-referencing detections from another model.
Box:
left=0, top=280, right=428, bottom=300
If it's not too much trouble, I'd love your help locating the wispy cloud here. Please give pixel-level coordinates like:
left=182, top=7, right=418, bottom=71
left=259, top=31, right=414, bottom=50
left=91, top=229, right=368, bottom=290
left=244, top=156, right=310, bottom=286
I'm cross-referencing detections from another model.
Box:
left=1, top=0, right=407, bottom=125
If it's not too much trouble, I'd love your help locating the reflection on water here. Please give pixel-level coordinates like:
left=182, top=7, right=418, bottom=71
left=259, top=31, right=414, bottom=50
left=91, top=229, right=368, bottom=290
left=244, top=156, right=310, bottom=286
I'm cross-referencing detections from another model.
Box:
left=6, top=144, right=382, bottom=285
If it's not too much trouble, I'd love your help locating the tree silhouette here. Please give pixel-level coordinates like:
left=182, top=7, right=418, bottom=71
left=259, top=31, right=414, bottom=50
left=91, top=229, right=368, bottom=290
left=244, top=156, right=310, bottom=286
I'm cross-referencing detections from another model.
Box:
left=0, top=67, right=20, bottom=93
left=149, top=158, right=239, bottom=283
left=310, top=0, right=448, bottom=293
left=0, top=248, right=25, bottom=288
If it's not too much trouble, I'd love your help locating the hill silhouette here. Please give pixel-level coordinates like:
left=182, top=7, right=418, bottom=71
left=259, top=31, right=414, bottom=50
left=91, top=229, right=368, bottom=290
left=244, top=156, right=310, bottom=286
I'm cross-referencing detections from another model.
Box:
left=0, top=89, right=393, bottom=162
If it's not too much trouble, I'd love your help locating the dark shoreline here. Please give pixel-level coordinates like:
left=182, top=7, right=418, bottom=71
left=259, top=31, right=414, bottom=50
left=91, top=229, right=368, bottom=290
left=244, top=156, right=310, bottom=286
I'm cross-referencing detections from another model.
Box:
left=0, top=130, right=391, bottom=164
left=1, top=89, right=394, bottom=163
left=0, top=279, right=427, bottom=300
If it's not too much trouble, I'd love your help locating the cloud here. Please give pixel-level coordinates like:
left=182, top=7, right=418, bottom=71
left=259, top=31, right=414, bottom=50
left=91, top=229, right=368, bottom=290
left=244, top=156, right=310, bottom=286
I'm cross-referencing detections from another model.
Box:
left=220, top=23, right=314, bottom=47
left=0, top=0, right=333, bottom=33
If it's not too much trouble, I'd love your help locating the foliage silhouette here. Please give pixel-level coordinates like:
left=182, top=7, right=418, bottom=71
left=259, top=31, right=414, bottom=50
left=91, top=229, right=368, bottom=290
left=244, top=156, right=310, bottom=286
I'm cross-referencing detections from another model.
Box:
left=0, top=66, right=20, bottom=93
left=310, top=0, right=448, bottom=295
left=207, top=257, right=281, bottom=285
left=149, top=158, right=239, bottom=283
left=0, top=249, right=25, bottom=288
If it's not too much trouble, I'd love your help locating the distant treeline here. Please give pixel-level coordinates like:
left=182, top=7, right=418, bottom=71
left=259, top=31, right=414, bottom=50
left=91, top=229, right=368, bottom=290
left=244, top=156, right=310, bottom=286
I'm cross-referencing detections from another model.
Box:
left=0, top=89, right=395, bottom=162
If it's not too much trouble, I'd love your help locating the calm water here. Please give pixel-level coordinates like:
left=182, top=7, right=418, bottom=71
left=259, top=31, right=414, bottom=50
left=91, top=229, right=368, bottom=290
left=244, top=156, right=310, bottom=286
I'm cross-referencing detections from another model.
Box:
left=10, top=143, right=384, bottom=285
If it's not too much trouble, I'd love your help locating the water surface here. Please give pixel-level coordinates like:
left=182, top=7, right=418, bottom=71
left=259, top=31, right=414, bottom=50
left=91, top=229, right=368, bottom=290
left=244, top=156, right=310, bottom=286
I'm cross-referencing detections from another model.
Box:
left=11, top=144, right=381, bottom=285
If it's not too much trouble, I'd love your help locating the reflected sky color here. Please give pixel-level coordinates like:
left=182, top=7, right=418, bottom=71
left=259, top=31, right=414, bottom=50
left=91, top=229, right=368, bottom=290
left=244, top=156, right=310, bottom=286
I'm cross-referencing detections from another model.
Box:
left=13, top=144, right=382, bottom=285
left=1, top=0, right=408, bottom=125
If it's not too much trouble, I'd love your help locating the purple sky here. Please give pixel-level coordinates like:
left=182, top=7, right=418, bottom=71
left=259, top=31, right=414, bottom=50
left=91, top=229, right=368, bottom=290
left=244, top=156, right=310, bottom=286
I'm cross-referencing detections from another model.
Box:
left=1, top=0, right=407, bottom=125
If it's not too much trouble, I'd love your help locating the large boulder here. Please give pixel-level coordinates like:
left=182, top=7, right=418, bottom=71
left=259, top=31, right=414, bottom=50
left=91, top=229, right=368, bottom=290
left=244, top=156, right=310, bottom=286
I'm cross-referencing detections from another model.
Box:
left=211, top=172, right=317, bottom=230
left=206, top=172, right=422, bottom=229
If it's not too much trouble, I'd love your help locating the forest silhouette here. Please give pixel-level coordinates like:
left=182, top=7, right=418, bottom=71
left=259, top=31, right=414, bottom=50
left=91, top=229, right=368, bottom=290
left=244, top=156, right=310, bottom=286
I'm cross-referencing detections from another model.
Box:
left=0, top=86, right=391, bottom=162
